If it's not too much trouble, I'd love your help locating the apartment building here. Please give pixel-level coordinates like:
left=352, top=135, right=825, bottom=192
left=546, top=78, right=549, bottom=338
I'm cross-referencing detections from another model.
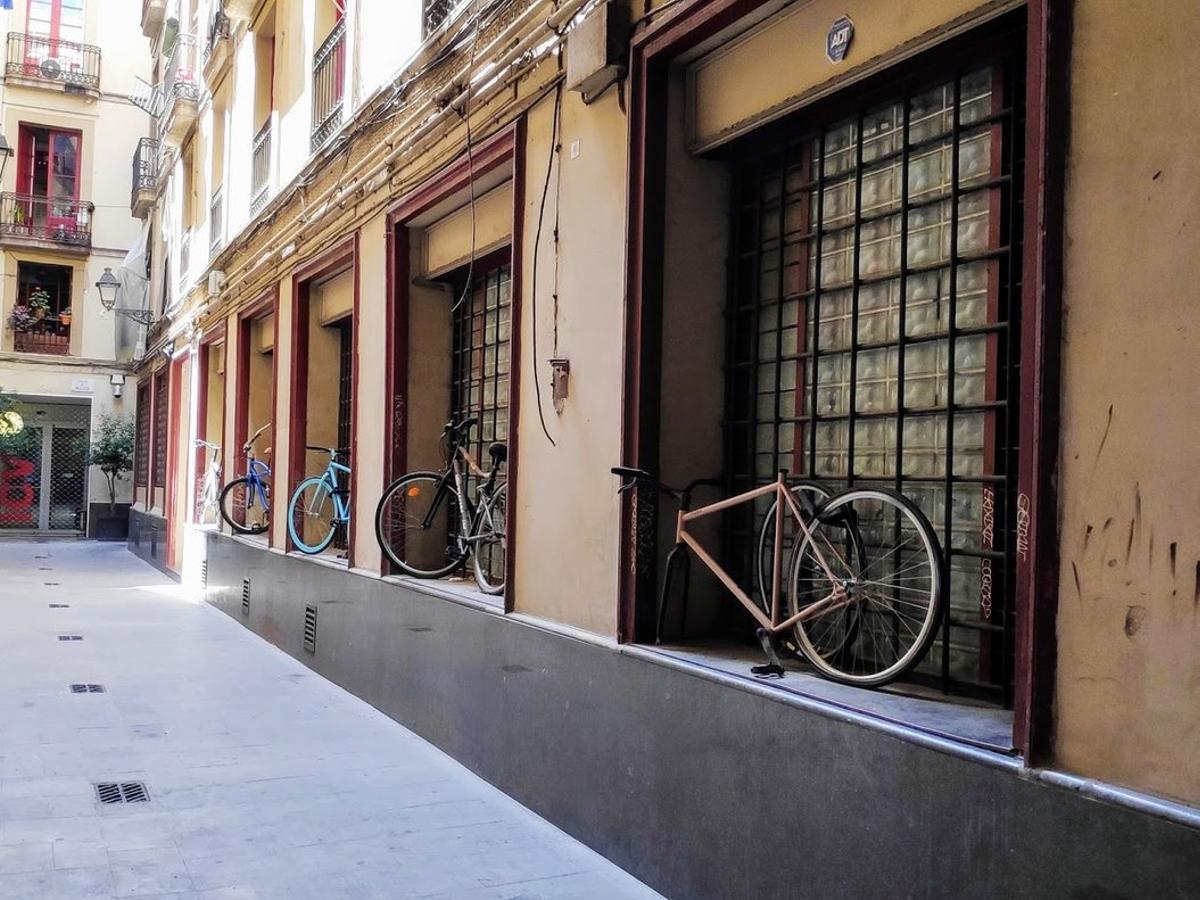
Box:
left=131, top=0, right=1200, bottom=896
left=0, top=0, right=150, bottom=536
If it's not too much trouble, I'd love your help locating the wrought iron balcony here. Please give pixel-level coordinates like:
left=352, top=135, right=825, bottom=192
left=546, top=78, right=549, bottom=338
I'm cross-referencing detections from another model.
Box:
left=5, top=32, right=101, bottom=93
left=131, top=137, right=159, bottom=218
left=12, top=317, right=70, bottom=355
left=0, top=193, right=93, bottom=253
left=311, top=19, right=346, bottom=152
left=132, top=35, right=201, bottom=145
left=250, top=120, right=272, bottom=216
left=203, top=9, right=233, bottom=83
left=423, top=0, right=470, bottom=35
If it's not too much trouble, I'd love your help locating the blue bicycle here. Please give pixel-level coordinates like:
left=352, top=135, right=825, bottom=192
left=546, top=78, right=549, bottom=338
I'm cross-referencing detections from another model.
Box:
left=287, top=445, right=352, bottom=554
left=218, top=423, right=272, bottom=535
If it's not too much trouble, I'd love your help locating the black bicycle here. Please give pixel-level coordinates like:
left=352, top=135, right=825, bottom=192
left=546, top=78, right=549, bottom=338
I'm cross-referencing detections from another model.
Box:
left=374, top=417, right=507, bottom=594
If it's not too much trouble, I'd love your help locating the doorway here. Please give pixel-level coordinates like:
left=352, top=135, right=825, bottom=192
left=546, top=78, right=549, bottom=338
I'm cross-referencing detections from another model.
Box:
left=0, top=397, right=90, bottom=531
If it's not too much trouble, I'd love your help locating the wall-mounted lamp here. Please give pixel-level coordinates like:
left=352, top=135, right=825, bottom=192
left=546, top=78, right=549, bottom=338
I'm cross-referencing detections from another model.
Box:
left=0, top=133, right=13, bottom=183
left=109, top=373, right=126, bottom=398
left=97, top=266, right=156, bottom=327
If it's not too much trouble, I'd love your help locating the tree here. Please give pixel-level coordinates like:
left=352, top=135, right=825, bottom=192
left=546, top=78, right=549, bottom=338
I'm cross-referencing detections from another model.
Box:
left=88, top=414, right=135, bottom=515
left=0, top=390, right=39, bottom=462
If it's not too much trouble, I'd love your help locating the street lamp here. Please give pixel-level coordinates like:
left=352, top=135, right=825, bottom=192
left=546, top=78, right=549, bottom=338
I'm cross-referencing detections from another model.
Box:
left=97, top=266, right=156, bottom=327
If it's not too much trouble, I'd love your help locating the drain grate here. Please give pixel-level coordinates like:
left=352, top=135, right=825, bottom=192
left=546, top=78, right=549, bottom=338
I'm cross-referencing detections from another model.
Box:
left=49, top=603, right=69, bottom=609
left=95, top=782, right=149, bottom=804
left=303, top=604, right=317, bottom=653
left=241, top=578, right=251, bottom=616
left=70, top=683, right=105, bottom=693
left=57, top=635, right=83, bottom=641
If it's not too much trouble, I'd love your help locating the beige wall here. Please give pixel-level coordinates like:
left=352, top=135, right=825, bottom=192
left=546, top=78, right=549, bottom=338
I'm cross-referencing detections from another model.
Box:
left=352, top=214, right=387, bottom=572
left=1052, top=0, right=1200, bottom=806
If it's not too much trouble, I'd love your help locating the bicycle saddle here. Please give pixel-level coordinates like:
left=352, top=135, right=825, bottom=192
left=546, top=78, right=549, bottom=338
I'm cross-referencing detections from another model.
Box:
left=488, top=442, right=507, bottom=464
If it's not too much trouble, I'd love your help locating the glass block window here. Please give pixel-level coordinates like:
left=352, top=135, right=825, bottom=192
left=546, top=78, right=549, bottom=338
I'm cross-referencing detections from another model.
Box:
left=450, top=262, right=511, bottom=474
left=727, top=60, right=1024, bottom=703
left=332, top=319, right=353, bottom=553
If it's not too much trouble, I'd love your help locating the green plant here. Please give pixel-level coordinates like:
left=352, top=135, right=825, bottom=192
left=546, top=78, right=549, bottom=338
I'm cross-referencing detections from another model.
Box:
left=87, top=413, right=135, bottom=514
left=59, top=307, right=72, bottom=317
left=7, top=304, right=36, bottom=332
left=0, top=390, right=39, bottom=461
left=27, top=288, right=51, bottom=313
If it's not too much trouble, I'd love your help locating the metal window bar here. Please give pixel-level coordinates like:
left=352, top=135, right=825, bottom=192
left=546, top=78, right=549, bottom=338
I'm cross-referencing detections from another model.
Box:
left=0, top=193, right=93, bottom=248
left=423, top=0, right=469, bottom=36
left=12, top=319, right=69, bottom=355
left=132, top=138, right=159, bottom=192
left=204, top=9, right=230, bottom=61
left=451, top=264, right=511, bottom=474
left=4, top=32, right=101, bottom=90
left=310, top=19, right=346, bottom=152
left=209, top=186, right=224, bottom=254
left=135, top=384, right=151, bottom=488
left=153, top=370, right=169, bottom=489
left=332, top=319, right=353, bottom=552
left=727, top=58, right=1024, bottom=704
left=250, top=119, right=272, bottom=216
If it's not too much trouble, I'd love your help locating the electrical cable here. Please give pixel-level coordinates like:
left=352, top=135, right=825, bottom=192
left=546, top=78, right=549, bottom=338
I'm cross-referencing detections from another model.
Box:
left=448, top=0, right=480, bottom=316
left=530, top=82, right=563, bottom=447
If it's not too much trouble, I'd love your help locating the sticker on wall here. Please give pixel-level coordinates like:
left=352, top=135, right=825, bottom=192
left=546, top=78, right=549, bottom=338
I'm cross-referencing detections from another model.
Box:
left=827, top=16, right=854, bottom=63
left=71, top=378, right=95, bottom=394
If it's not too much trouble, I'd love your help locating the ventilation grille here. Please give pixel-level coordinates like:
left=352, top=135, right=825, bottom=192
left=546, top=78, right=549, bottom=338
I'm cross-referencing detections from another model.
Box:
left=58, top=635, right=83, bottom=641
left=95, top=782, right=149, bottom=804
left=49, top=603, right=69, bottom=609
left=70, top=684, right=105, bottom=693
left=200, top=559, right=208, bottom=592
left=241, top=578, right=251, bottom=616
left=303, top=604, right=317, bottom=653
left=43, top=581, right=60, bottom=586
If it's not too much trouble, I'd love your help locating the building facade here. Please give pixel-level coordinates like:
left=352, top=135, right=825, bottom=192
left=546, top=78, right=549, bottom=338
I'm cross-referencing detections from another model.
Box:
left=133, top=0, right=1200, bottom=896
left=0, top=0, right=150, bottom=536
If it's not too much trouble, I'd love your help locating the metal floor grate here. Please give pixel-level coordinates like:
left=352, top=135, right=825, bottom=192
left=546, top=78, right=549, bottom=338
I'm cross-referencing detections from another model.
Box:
left=57, top=635, right=83, bottom=641
left=200, top=559, right=208, bottom=591
left=95, top=782, right=149, bottom=804
left=44, top=582, right=60, bottom=586
left=303, top=604, right=317, bottom=653
left=241, top=578, right=251, bottom=616
left=49, top=603, right=69, bottom=608
left=70, top=683, right=105, bottom=693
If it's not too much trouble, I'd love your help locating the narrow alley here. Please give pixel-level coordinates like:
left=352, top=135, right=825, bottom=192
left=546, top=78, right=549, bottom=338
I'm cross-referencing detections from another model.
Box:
left=0, top=541, right=658, bottom=899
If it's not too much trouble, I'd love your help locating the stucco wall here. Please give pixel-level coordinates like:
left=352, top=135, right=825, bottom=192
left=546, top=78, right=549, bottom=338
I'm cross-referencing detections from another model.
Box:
left=1052, top=0, right=1200, bottom=806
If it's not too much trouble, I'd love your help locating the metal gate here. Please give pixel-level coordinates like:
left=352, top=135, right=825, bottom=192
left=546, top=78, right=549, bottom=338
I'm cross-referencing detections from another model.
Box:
left=0, top=398, right=91, bottom=531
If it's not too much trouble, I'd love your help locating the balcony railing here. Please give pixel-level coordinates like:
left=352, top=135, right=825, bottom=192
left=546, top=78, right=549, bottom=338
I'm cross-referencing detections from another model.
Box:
left=0, top=193, right=93, bottom=250
left=5, top=32, right=101, bottom=91
left=250, top=119, right=272, bottom=216
left=423, top=0, right=469, bottom=36
left=131, top=137, right=159, bottom=217
left=204, top=10, right=231, bottom=60
left=12, top=317, right=70, bottom=355
left=310, top=19, right=346, bottom=152
left=163, top=34, right=200, bottom=105
left=209, top=186, right=224, bottom=255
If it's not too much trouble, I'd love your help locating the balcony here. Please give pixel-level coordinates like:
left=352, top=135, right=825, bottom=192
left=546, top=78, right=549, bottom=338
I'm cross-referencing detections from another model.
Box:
left=250, top=119, right=272, bottom=217
left=203, top=9, right=233, bottom=86
left=12, top=316, right=70, bottom=355
left=311, top=19, right=346, bottom=152
left=0, top=193, right=93, bottom=254
left=210, top=187, right=224, bottom=255
left=161, top=35, right=201, bottom=145
left=5, top=32, right=101, bottom=96
left=131, top=138, right=159, bottom=219
left=141, top=0, right=167, bottom=38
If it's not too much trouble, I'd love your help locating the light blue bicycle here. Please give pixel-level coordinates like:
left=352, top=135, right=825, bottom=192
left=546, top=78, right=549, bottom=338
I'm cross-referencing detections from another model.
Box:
left=287, top=445, right=351, bottom=554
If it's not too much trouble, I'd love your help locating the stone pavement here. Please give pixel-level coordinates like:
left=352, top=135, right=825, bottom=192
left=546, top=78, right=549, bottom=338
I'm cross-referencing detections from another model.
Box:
left=0, top=541, right=661, bottom=900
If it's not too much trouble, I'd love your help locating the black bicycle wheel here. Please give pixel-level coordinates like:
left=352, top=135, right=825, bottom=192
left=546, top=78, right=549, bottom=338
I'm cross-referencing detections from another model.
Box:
left=471, top=481, right=507, bottom=595
left=219, top=477, right=270, bottom=535
left=375, top=471, right=466, bottom=578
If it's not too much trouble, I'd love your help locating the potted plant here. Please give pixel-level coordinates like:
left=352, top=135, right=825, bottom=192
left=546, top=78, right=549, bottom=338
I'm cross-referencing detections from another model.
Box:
left=7, top=304, right=36, bottom=333
left=87, top=413, right=135, bottom=540
left=27, top=287, right=51, bottom=320
left=58, top=307, right=72, bottom=327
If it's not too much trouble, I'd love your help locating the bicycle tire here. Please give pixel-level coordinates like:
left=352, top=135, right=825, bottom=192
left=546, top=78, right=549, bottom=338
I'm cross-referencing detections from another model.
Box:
left=755, top=481, right=832, bottom=616
left=787, top=487, right=944, bottom=687
left=288, top=477, right=338, bottom=555
left=471, top=481, right=507, bottom=595
left=218, top=476, right=270, bottom=535
left=375, top=471, right=467, bottom=578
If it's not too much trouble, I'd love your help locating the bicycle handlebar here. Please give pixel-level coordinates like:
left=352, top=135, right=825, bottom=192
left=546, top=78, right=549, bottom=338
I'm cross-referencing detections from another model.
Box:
left=242, top=422, right=271, bottom=452
left=305, top=445, right=339, bottom=457
left=194, top=440, right=221, bottom=451
left=611, top=467, right=723, bottom=501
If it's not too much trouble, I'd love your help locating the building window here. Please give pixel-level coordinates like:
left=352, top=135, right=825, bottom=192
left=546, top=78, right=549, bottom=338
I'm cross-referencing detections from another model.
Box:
left=135, top=382, right=151, bottom=489
left=450, top=261, right=511, bottom=473
left=26, top=0, right=85, bottom=45
left=726, top=60, right=1022, bottom=703
left=12, top=261, right=71, bottom=355
left=153, top=368, right=169, bottom=490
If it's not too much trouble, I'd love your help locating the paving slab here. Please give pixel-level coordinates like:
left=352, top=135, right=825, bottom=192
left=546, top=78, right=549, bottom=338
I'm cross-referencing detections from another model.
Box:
left=0, top=541, right=660, bottom=900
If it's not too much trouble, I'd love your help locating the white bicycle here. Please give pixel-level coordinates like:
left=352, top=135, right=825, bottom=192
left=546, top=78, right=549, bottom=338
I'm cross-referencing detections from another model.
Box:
left=196, top=439, right=221, bottom=526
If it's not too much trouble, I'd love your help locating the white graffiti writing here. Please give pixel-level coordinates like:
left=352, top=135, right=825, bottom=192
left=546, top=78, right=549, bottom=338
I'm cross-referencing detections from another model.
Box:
left=1016, top=491, right=1031, bottom=562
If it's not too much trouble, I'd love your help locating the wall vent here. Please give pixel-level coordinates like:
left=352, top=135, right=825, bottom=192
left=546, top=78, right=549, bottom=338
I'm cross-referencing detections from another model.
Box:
left=57, top=635, right=83, bottom=641
left=241, top=578, right=251, bottom=616
left=303, top=604, right=317, bottom=653
left=70, top=684, right=105, bottom=693
left=49, top=603, right=69, bottom=609
left=200, top=559, right=208, bottom=592
left=95, top=782, right=149, bottom=804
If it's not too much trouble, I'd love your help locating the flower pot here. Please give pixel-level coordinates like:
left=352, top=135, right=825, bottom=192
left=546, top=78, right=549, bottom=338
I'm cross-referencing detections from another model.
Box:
left=58, top=314, right=72, bottom=326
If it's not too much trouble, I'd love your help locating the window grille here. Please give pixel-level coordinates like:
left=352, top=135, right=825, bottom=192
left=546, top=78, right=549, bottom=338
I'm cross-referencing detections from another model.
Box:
left=727, top=58, right=1023, bottom=703
left=135, top=382, right=151, bottom=488
left=450, top=262, right=511, bottom=472
left=332, top=319, right=353, bottom=552
left=153, top=369, right=169, bottom=489
left=423, top=0, right=468, bottom=36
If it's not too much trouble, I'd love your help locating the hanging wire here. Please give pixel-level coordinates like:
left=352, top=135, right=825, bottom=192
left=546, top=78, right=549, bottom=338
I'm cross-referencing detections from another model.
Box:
left=448, top=0, right=481, bottom=315
left=530, top=83, right=563, bottom=447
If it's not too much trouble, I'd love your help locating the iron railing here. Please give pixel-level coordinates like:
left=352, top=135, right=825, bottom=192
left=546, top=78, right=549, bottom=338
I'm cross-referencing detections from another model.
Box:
left=131, top=137, right=159, bottom=203
left=12, top=317, right=70, bottom=355
left=209, top=186, right=224, bottom=254
left=250, top=119, right=272, bottom=216
left=204, top=9, right=231, bottom=61
left=163, top=33, right=200, bottom=105
left=0, top=193, right=93, bottom=248
left=310, top=18, right=346, bottom=152
left=5, top=32, right=101, bottom=90
left=423, top=0, right=468, bottom=35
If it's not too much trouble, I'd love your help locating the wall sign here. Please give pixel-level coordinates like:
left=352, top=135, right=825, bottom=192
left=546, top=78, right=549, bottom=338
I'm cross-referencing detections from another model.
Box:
left=827, top=15, right=854, bottom=63
left=71, top=378, right=95, bottom=394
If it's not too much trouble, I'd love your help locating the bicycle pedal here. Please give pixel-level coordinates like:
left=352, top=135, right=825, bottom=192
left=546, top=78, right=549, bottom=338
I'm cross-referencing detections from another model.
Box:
left=751, top=662, right=786, bottom=679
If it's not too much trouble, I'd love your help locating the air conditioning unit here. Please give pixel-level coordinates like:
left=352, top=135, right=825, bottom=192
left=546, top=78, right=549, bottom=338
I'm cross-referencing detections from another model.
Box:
left=207, top=270, right=226, bottom=298
left=40, top=57, right=63, bottom=80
